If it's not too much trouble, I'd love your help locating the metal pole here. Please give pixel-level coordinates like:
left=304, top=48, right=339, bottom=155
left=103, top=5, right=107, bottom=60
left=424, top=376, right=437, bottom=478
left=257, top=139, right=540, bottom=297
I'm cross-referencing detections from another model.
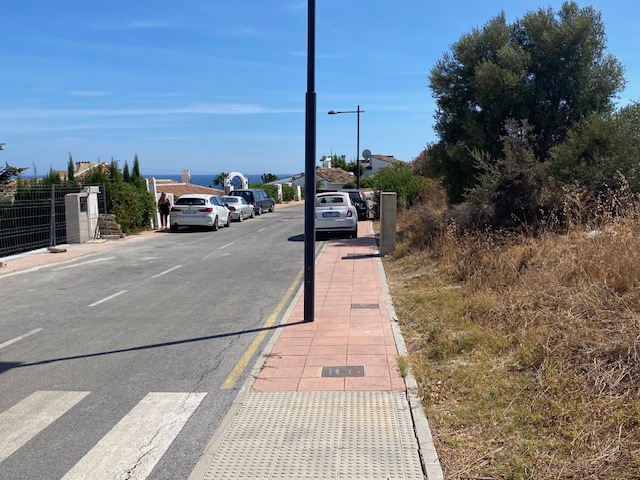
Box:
left=102, top=182, right=109, bottom=235
left=304, top=0, right=316, bottom=322
left=327, top=107, right=364, bottom=186
left=356, top=105, right=360, bottom=189
left=50, top=184, right=56, bottom=247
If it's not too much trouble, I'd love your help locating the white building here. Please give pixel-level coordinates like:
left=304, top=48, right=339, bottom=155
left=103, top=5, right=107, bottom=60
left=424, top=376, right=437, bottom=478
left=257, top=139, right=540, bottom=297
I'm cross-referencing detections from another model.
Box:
left=268, top=167, right=356, bottom=191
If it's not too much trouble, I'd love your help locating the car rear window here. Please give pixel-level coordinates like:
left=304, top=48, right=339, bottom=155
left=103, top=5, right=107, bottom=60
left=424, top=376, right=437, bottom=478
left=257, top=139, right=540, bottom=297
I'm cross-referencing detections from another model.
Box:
left=176, top=197, right=206, bottom=205
left=231, top=191, right=252, bottom=202
left=317, top=195, right=346, bottom=206
left=221, top=197, right=238, bottom=203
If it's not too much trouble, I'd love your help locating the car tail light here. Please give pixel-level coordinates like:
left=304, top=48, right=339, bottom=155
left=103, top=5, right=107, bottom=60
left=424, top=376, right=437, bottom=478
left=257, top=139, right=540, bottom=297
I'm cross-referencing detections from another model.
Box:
left=346, top=210, right=353, bottom=218
left=198, top=207, right=213, bottom=212
left=227, top=205, right=236, bottom=211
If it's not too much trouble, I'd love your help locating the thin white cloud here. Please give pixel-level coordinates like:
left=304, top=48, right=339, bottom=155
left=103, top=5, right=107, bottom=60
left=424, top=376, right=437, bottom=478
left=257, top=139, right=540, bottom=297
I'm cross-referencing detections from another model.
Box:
left=290, top=50, right=350, bottom=59
left=123, top=92, right=187, bottom=99
left=96, top=19, right=177, bottom=30
left=143, top=136, right=191, bottom=141
left=69, top=90, right=110, bottom=97
left=0, top=104, right=303, bottom=120
left=288, top=2, right=306, bottom=12
left=125, top=20, right=174, bottom=29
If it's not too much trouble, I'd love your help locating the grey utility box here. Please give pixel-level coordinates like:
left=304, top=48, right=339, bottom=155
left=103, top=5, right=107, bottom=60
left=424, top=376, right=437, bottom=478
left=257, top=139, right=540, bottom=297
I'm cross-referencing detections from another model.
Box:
left=379, top=192, right=397, bottom=256
left=65, top=187, right=100, bottom=243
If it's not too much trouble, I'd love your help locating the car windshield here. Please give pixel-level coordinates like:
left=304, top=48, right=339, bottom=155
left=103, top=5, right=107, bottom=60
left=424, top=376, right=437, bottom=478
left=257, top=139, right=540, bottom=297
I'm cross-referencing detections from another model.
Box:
left=175, top=197, right=206, bottom=205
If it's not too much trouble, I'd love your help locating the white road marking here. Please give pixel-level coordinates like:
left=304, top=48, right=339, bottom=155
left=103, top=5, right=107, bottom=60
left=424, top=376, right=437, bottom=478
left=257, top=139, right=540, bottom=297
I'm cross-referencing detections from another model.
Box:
left=0, top=328, right=43, bottom=350
left=219, top=242, right=234, bottom=250
left=88, top=290, right=128, bottom=307
left=62, top=392, right=207, bottom=480
left=54, top=257, right=114, bottom=271
left=150, top=265, right=182, bottom=279
left=257, top=227, right=267, bottom=232
left=0, top=391, right=90, bottom=462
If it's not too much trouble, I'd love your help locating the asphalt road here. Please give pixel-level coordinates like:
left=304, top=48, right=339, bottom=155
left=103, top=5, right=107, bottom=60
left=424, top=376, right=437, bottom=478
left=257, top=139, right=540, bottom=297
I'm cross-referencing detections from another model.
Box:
left=0, top=203, right=308, bottom=479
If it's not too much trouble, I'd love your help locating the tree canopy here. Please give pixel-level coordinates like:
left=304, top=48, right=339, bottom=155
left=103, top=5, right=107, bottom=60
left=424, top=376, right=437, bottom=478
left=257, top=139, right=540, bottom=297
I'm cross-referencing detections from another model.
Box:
left=0, top=162, right=28, bottom=184
left=261, top=173, right=279, bottom=183
left=425, top=1, right=625, bottom=203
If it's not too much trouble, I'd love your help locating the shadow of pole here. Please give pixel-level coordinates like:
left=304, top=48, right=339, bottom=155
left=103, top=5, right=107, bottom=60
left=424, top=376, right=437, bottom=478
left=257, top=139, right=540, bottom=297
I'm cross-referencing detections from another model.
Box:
left=0, top=321, right=309, bottom=375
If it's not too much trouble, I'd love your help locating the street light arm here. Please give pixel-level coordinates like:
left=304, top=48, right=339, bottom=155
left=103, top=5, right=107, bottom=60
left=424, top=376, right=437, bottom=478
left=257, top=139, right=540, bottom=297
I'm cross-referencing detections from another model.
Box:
left=326, top=105, right=364, bottom=189
left=327, top=110, right=363, bottom=115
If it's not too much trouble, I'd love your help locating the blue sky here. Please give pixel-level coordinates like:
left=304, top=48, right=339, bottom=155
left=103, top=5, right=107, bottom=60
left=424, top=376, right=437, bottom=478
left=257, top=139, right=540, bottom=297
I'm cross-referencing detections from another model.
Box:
left=1, top=1, right=639, bottom=178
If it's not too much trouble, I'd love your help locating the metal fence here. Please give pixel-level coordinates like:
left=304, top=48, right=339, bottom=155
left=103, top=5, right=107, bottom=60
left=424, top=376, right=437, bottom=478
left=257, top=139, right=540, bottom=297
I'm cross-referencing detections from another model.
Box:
left=0, top=183, right=106, bottom=258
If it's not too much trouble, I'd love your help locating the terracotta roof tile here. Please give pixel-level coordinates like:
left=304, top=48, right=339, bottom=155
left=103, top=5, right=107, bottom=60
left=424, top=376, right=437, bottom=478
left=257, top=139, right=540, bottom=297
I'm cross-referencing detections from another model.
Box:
left=371, top=154, right=404, bottom=164
left=75, top=161, right=110, bottom=179
left=315, top=167, right=355, bottom=183
left=155, top=181, right=223, bottom=199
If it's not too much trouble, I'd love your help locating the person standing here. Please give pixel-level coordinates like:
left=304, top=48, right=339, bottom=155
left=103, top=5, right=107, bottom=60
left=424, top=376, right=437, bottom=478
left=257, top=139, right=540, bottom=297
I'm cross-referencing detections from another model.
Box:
left=158, top=192, right=171, bottom=229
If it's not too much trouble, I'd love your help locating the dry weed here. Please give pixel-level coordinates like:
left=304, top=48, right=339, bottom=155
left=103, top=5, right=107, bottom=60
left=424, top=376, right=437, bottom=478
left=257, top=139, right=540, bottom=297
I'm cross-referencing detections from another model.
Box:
left=383, top=188, right=640, bottom=479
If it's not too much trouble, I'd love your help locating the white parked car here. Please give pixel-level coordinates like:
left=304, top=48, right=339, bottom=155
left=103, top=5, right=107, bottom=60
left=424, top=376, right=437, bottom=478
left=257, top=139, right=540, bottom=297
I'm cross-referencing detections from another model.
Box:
left=219, top=195, right=255, bottom=222
left=169, top=194, right=230, bottom=232
left=315, top=191, right=358, bottom=238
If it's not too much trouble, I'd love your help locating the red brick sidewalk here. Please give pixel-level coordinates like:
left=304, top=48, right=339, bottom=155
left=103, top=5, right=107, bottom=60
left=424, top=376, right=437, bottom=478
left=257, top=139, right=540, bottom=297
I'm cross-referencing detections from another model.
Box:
left=253, top=220, right=405, bottom=392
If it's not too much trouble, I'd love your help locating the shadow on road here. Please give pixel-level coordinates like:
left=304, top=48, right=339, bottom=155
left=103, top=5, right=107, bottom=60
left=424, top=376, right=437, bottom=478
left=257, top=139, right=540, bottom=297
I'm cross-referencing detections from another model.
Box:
left=0, top=320, right=309, bottom=375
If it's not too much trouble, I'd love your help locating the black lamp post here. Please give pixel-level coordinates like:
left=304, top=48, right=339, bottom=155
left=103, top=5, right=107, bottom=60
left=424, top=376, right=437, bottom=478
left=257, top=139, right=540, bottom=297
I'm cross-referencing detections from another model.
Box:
left=328, top=105, right=364, bottom=188
left=304, top=0, right=316, bottom=322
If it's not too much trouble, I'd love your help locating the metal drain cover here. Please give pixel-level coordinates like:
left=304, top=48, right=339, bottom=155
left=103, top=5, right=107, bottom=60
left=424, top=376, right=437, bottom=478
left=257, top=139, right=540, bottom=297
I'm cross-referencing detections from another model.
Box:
left=322, top=366, right=365, bottom=377
left=342, top=253, right=380, bottom=259
left=351, top=303, right=379, bottom=309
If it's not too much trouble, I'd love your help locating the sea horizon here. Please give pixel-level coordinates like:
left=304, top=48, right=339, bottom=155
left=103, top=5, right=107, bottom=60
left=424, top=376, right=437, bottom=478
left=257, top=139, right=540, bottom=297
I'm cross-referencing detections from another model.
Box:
left=143, top=173, right=296, bottom=188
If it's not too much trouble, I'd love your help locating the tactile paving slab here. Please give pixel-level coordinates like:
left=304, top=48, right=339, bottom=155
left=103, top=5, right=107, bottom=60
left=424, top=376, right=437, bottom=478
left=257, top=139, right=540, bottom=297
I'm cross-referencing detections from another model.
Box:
left=204, top=391, right=424, bottom=479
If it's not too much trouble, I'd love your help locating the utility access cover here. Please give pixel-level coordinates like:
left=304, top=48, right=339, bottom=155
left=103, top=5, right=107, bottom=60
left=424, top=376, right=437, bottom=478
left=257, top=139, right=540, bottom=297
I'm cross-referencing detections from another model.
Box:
left=321, top=366, right=365, bottom=378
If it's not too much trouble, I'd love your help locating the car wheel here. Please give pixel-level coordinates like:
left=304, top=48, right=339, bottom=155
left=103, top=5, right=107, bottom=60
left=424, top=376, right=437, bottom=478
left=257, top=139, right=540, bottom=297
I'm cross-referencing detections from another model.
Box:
left=238, top=212, right=244, bottom=222
left=350, top=226, right=358, bottom=238
left=269, top=203, right=274, bottom=212
left=170, top=224, right=178, bottom=232
left=211, top=217, right=219, bottom=231
left=250, top=209, right=255, bottom=218
left=257, top=207, right=262, bottom=215
left=225, top=214, right=230, bottom=227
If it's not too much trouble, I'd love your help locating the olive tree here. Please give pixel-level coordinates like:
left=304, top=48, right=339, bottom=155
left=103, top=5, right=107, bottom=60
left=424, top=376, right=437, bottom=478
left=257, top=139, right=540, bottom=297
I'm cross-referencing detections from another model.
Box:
left=425, top=1, right=625, bottom=203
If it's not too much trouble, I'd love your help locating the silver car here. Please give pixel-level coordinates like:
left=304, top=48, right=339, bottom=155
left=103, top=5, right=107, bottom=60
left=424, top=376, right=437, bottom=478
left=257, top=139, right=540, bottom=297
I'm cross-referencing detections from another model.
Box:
left=315, top=191, right=358, bottom=238
left=220, top=195, right=255, bottom=222
left=169, top=194, right=230, bottom=231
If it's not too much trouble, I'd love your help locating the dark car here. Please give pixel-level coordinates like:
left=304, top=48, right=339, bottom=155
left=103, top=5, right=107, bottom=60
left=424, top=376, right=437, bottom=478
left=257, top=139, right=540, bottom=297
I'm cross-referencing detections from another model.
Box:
left=228, top=188, right=275, bottom=215
left=341, top=189, right=370, bottom=220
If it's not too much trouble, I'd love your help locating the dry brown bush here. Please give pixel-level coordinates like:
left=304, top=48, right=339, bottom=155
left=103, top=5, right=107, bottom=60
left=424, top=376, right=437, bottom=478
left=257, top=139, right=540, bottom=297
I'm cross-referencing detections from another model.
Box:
left=383, top=185, right=640, bottom=479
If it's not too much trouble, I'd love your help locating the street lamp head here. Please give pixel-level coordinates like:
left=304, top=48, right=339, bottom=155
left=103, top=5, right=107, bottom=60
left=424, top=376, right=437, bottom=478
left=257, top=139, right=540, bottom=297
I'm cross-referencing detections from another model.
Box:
left=327, top=110, right=338, bottom=115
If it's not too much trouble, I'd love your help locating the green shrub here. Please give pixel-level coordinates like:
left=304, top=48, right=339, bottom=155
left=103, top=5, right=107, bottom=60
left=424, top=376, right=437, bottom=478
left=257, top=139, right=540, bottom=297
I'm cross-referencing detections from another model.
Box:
left=362, top=162, right=427, bottom=208
left=83, top=160, right=155, bottom=233
left=282, top=184, right=296, bottom=202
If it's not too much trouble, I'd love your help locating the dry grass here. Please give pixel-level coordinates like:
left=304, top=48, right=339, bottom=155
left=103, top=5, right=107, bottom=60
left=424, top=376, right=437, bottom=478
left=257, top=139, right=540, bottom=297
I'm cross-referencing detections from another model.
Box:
left=382, top=188, right=640, bottom=479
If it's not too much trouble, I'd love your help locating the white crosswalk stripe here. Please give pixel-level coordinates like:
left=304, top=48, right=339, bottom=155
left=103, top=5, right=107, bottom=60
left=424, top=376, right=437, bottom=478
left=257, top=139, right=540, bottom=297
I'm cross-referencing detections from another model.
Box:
left=62, top=392, right=207, bottom=480
left=0, top=390, right=90, bottom=463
